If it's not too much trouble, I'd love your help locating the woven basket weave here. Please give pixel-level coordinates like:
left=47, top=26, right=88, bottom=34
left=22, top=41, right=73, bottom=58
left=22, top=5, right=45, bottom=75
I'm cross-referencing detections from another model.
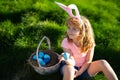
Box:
left=28, top=36, right=60, bottom=75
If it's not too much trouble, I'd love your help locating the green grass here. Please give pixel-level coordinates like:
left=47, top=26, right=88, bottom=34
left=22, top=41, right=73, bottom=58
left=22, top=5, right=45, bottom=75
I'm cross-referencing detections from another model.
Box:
left=0, top=0, right=120, bottom=80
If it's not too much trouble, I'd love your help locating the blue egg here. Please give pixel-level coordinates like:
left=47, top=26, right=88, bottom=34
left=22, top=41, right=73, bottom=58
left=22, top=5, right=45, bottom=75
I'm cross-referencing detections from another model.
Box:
left=43, top=54, right=51, bottom=64
left=32, top=55, right=37, bottom=60
left=63, top=52, right=69, bottom=60
left=38, top=51, right=44, bottom=58
left=38, top=58, right=46, bottom=66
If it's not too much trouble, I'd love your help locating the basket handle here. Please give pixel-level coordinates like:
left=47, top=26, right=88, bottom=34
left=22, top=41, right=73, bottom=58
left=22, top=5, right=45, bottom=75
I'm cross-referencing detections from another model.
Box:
left=36, top=36, right=51, bottom=67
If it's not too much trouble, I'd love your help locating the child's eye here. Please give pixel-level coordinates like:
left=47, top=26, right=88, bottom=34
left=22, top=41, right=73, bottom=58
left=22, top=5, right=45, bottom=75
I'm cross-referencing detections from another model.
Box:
left=73, top=28, right=76, bottom=30
left=73, top=27, right=79, bottom=31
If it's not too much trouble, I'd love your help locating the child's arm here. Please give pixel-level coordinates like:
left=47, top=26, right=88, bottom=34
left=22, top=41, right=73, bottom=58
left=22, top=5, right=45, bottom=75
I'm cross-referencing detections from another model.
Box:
left=75, top=46, right=95, bottom=77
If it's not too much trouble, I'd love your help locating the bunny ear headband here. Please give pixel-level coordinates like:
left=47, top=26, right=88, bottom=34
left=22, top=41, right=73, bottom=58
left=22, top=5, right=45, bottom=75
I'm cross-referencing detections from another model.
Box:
left=55, top=1, right=85, bottom=36
left=55, top=1, right=84, bottom=26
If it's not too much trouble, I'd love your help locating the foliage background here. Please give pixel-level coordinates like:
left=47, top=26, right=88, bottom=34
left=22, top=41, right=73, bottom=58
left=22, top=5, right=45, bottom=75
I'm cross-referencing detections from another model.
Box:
left=0, top=0, right=120, bottom=80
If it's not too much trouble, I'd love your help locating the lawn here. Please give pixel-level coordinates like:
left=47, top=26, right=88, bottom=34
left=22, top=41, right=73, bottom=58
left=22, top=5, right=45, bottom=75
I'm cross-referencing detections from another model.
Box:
left=0, top=0, right=120, bottom=80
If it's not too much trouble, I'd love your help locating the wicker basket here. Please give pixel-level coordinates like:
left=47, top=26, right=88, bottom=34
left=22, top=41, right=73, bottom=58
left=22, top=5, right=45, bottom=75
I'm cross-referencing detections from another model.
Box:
left=28, top=36, right=60, bottom=75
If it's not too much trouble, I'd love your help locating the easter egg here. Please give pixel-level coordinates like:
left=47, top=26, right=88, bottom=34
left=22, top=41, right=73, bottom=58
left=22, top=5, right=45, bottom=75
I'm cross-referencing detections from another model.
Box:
left=38, top=58, right=46, bottom=66
left=32, top=55, right=37, bottom=60
left=38, top=51, right=44, bottom=58
left=43, top=54, right=51, bottom=64
left=63, top=52, right=70, bottom=60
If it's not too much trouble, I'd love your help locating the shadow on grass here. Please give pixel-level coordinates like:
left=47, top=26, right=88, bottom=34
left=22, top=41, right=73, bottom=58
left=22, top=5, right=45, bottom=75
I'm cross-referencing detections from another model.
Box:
left=0, top=44, right=120, bottom=80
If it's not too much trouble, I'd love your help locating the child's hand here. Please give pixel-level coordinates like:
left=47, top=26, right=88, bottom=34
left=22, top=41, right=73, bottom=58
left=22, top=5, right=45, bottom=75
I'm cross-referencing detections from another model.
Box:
left=59, top=52, right=75, bottom=66
left=59, top=52, right=70, bottom=61
left=64, top=59, right=72, bottom=65
left=64, top=56, right=75, bottom=66
left=58, top=54, right=64, bottom=61
left=74, top=69, right=79, bottom=78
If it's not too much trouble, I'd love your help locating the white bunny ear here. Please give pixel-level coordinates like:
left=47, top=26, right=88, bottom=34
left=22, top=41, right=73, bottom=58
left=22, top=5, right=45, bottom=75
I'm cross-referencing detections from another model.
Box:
left=68, top=4, right=80, bottom=19
left=55, top=2, right=83, bottom=24
left=55, top=1, right=73, bottom=17
left=68, top=4, right=84, bottom=25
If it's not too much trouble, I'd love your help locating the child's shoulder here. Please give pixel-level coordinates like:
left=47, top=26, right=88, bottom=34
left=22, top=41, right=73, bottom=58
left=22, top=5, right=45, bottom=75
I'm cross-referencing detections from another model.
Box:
left=62, top=38, right=68, bottom=44
left=62, top=37, right=68, bottom=41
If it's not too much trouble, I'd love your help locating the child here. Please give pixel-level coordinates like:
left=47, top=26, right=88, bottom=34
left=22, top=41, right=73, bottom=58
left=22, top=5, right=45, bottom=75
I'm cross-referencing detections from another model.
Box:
left=55, top=2, right=118, bottom=80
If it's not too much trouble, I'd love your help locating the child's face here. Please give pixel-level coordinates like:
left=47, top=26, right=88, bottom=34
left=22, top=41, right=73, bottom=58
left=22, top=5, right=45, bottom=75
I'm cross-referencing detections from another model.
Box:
left=67, top=26, right=80, bottom=40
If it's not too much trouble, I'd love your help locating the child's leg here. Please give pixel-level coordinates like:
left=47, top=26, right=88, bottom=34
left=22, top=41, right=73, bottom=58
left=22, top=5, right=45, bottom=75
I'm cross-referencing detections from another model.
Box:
left=62, top=65, right=75, bottom=80
left=87, top=59, right=118, bottom=80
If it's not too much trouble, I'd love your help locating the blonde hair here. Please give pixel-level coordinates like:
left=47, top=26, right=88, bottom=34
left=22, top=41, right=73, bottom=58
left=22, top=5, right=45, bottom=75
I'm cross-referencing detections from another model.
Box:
left=66, top=16, right=95, bottom=52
